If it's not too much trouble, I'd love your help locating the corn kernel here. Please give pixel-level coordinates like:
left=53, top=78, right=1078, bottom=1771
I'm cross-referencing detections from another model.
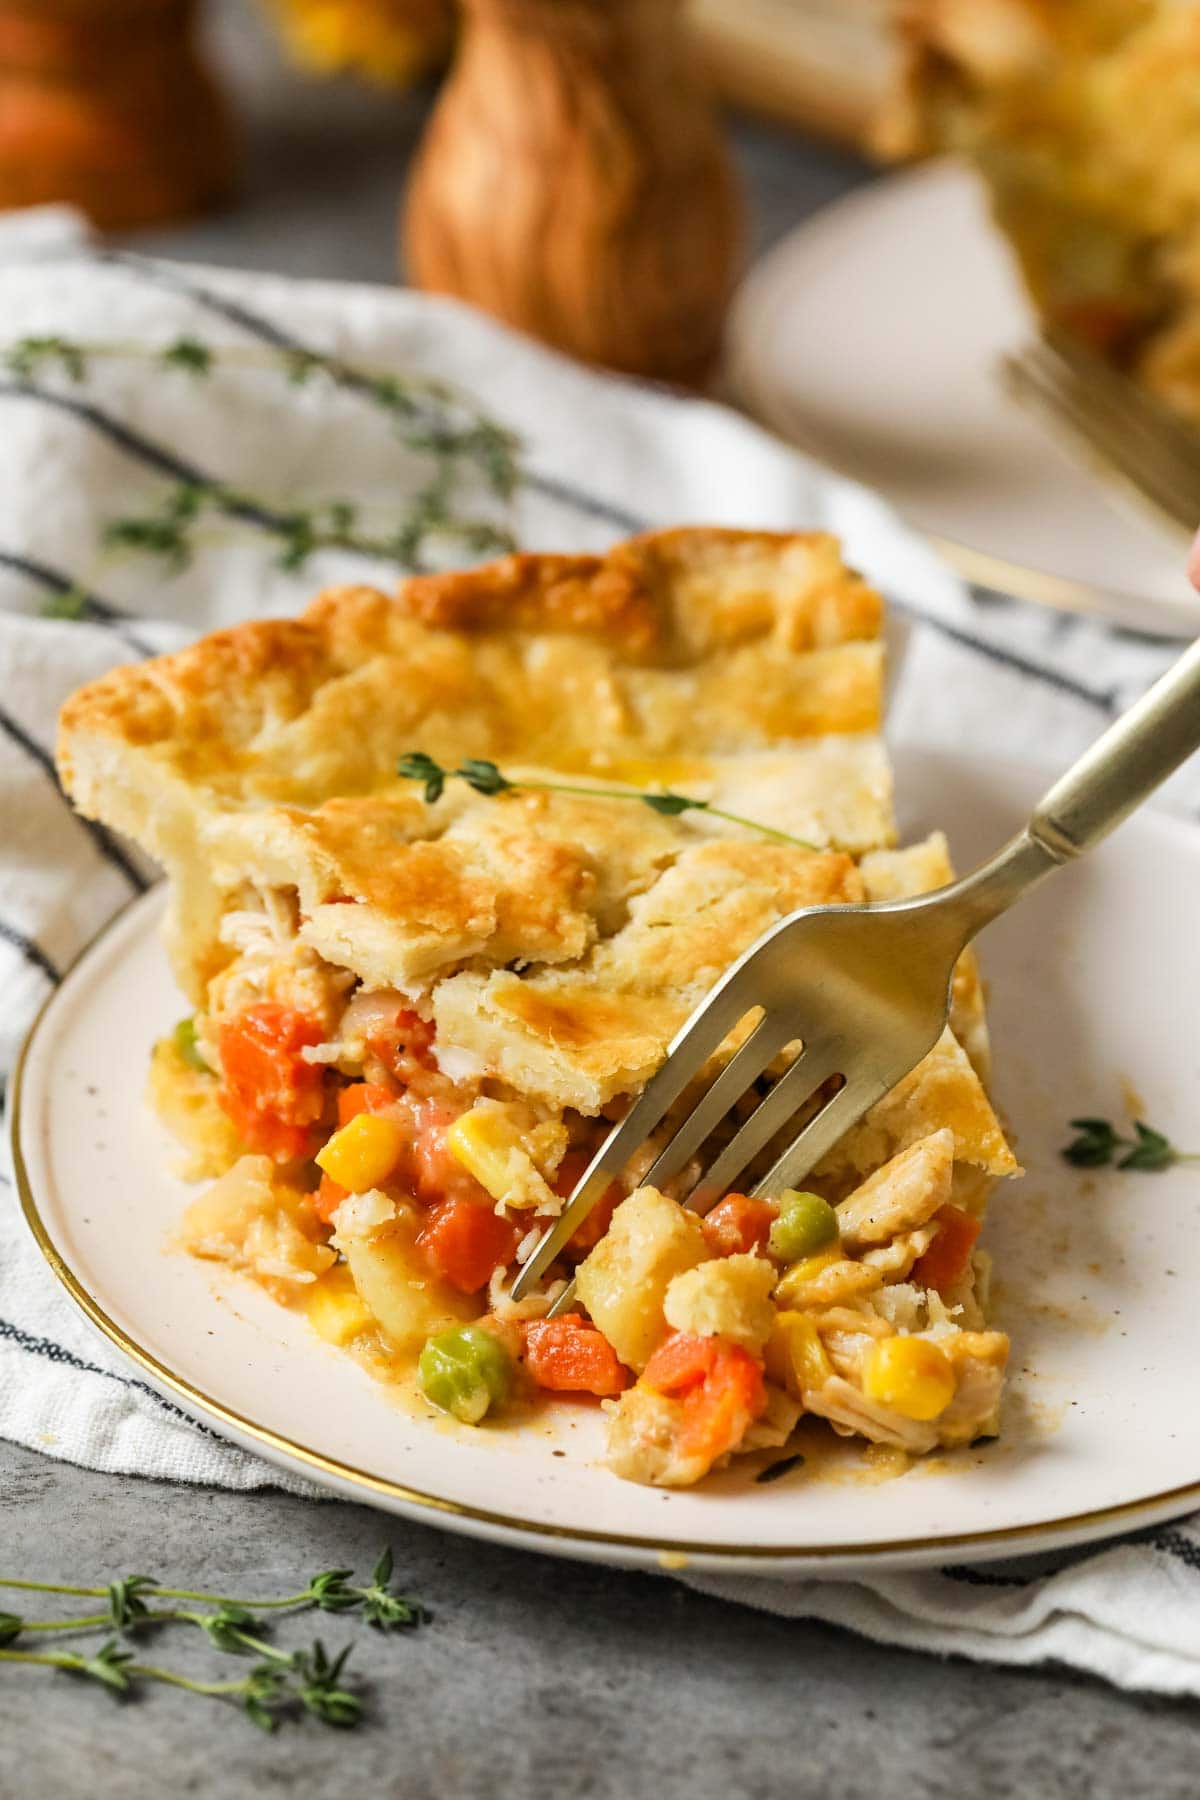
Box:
left=316, top=1112, right=406, bottom=1192
left=305, top=1266, right=375, bottom=1347
left=862, top=1336, right=955, bottom=1421
left=765, top=1311, right=832, bottom=1399
left=446, top=1108, right=521, bottom=1201
left=772, top=1245, right=842, bottom=1308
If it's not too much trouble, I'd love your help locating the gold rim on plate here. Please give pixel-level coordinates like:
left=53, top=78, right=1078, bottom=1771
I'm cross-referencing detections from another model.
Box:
left=11, top=892, right=1200, bottom=1567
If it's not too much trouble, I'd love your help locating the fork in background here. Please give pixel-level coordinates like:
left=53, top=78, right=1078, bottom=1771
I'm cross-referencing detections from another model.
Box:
left=1001, top=326, right=1200, bottom=540
left=512, top=626, right=1200, bottom=1316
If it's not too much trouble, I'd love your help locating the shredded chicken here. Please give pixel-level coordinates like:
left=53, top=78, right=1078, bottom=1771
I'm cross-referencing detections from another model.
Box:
left=835, top=1128, right=954, bottom=1251
left=804, top=1375, right=940, bottom=1454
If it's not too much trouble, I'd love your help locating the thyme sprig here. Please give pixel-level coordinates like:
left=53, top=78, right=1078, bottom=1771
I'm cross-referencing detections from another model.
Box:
left=1061, top=1117, right=1200, bottom=1172
left=2, top=332, right=520, bottom=494
left=0, top=1552, right=425, bottom=1731
left=0, top=1639, right=356, bottom=1732
left=397, top=752, right=817, bottom=849
left=5, top=329, right=522, bottom=601
left=100, top=477, right=515, bottom=579
left=0, top=1550, right=425, bottom=1629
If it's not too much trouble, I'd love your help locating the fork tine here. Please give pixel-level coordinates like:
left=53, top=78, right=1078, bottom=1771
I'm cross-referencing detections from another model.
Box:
left=1003, top=349, right=1194, bottom=528
left=640, top=1012, right=791, bottom=1194
left=750, top=1066, right=894, bottom=1200
left=508, top=980, right=757, bottom=1299
left=1038, top=332, right=1200, bottom=500
left=685, top=1042, right=847, bottom=1214
left=1045, top=328, right=1200, bottom=475
left=1004, top=347, right=1183, bottom=515
left=1002, top=344, right=1200, bottom=534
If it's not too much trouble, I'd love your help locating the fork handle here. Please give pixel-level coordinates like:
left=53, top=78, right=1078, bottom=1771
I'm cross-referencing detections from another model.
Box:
left=1031, top=634, right=1200, bottom=860
left=942, top=635, right=1200, bottom=941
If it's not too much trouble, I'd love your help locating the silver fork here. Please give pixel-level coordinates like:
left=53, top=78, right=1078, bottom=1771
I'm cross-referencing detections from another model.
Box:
left=512, top=633, right=1200, bottom=1313
left=1001, top=327, right=1200, bottom=539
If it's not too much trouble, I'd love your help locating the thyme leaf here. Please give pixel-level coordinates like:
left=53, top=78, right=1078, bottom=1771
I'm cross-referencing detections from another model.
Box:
left=7, top=335, right=86, bottom=381
left=106, top=1575, right=157, bottom=1629
left=1061, top=1115, right=1199, bottom=1172
left=161, top=337, right=213, bottom=378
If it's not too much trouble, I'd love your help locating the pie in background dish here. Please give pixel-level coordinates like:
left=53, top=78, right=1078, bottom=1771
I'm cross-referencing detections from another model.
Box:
left=57, top=527, right=1017, bottom=1489
left=882, top=0, right=1200, bottom=422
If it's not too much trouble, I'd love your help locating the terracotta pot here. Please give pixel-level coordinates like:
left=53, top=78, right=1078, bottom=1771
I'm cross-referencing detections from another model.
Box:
left=403, top=0, right=743, bottom=384
left=0, top=0, right=233, bottom=230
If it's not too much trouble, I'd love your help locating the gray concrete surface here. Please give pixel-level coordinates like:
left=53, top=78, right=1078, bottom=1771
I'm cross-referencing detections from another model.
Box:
left=4, top=1437, right=1200, bottom=1800
left=2, top=6, right=1195, bottom=1797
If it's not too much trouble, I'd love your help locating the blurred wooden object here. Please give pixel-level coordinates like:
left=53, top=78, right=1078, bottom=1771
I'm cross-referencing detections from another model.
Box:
left=403, top=0, right=743, bottom=385
left=688, top=0, right=896, bottom=148
left=0, top=0, right=233, bottom=229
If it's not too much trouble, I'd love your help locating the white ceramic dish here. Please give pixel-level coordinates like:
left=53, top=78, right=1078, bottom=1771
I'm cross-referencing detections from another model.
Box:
left=728, top=161, right=1200, bottom=639
left=13, top=746, right=1200, bottom=1575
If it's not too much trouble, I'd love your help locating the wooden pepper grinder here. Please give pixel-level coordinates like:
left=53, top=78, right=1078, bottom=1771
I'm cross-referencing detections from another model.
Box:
left=403, top=0, right=743, bottom=385
left=0, top=0, right=232, bottom=230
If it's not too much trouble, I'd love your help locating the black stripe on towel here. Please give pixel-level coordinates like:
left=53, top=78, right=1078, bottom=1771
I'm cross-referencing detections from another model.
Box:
left=93, top=249, right=648, bottom=535
left=939, top=1564, right=1041, bottom=1589
left=0, top=381, right=285, bottom=534
left=888, top=603, right=1119, bottom=714
left=0, top=548, right=155, bottom=659
left=0, top=703, right=149, bottom=893
left=1143, top=1529, right=1200, bottom=1575
left=0, top=917, right=61, bottom=984
left=0, top=1314, right=219, bottom=1436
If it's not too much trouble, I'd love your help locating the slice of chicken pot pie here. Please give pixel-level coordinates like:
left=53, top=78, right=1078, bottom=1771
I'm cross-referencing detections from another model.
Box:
left=57, top=527, right=1018, bottom=1488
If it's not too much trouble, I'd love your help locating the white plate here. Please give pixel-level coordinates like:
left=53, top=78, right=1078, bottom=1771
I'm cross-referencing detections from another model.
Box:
left=728, top=161, right=1200, bottom=638
left=12, top=747, right=1200, bottom=1575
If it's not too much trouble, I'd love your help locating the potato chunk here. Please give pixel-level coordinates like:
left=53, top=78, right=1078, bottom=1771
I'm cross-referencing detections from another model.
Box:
left=576, top=1187, right=707, bottom=1371
left=180, top=1154, right=334, bottom=1294
left=663, top=1254, right=776, bottom=1354
left=343, top=1213, right=476, bottom=1354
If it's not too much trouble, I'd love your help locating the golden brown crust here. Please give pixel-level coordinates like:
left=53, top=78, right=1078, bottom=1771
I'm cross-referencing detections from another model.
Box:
left=57, top=528, right=883, bottom=779
left=52, top=528, right=1011, bottom=1165
left=56, top=528, right=891, bottom=1003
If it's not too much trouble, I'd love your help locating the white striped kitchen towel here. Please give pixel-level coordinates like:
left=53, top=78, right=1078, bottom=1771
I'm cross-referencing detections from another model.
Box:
left=3, top=208, right=1200, bottom=1693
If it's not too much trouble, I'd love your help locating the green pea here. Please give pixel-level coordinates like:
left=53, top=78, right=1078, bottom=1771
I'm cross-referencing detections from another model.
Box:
left=768, top=1189, right=839, bottom=1264
left=173, top=1016, right=211, bottom=1074
left=418, top=1325, right=513, bottom=1425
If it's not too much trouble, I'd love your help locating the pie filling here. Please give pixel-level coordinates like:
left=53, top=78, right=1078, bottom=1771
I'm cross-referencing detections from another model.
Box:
left=153, top=839, right=1013, bottom=1489
left=58, top=528, right=1020, bottom=1488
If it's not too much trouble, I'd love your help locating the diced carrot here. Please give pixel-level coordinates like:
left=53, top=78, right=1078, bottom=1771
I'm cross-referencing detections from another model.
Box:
left=643, top=1331, right=767, bottom=1465
left=522, top=1313, right=630, bottom=1397
left=417, top=1198, right=521, bottom=1293
left=911, top=1204, right=982, bottom=1295
left=678, top=1345, right=767, bottom=1462
left=701, top=1193, right=776, bottom=1258
left=315, top=1172, right=349, bottom=1225
left=641, top=1331, right=720, bottom=1397
left=218, top=1004, right=326, bottom=1161
left=366, top=1007, right=437, bottom=1079
left=553, top=1152, right=622, bottom=1255
left=337, top=1082, right=397, bottom=1127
